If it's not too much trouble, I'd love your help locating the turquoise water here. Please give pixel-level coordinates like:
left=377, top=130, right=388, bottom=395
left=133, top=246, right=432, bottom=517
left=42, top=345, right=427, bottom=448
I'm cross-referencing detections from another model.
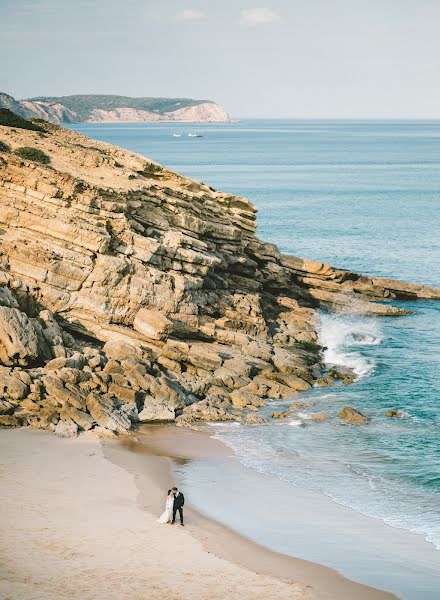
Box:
left=70, top=121, right=440, bottom=596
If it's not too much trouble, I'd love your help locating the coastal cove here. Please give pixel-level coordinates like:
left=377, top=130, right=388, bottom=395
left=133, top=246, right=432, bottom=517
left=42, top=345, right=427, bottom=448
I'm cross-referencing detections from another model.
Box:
left=3, top=3, right=440, bottom=600
left=0, top=116, right=438, bottom=600
left=66, top=118, right=440, bottom=597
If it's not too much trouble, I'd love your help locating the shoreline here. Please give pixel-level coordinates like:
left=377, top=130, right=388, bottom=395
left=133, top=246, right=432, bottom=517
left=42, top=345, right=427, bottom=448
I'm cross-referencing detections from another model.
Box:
left=104, top=424, right=398, bottom=600
left=0, top=428, right=307, bottom=600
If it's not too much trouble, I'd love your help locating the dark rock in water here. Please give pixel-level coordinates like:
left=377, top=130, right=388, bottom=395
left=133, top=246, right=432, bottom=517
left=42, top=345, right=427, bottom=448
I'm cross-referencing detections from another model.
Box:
left=327, top=366, right=356, bottom=384
left=338, top=406, right=369, bottom=425
left=386, top=408, right=405, bottom=418
left=271, top=410, right=291, bottom=419
left=239, top=413, right=269, bottom=425
left=310, top=413, right=327, bottom=422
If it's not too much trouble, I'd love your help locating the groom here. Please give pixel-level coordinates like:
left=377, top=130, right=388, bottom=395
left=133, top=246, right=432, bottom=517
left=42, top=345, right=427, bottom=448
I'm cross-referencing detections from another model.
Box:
left=171, top=487, right=184, bottom=526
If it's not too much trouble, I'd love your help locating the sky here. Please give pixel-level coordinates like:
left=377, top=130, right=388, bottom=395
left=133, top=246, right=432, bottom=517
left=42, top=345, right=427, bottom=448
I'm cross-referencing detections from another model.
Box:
left=1, top=0, right=440, bottom=118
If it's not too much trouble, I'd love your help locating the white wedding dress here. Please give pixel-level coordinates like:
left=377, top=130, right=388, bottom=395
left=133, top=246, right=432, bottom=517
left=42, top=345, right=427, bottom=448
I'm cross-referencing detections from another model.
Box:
left=157, top=494, right=174, bottom=524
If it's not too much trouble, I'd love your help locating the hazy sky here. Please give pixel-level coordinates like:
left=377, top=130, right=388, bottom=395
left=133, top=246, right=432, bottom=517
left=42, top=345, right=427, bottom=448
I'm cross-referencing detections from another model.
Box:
left=1, top=0, right=440, bottom=117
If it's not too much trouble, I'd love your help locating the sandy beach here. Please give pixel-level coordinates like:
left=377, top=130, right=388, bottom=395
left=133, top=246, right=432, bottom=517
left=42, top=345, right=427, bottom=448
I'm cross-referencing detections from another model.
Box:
left=0, top=427, right=397, bottom=600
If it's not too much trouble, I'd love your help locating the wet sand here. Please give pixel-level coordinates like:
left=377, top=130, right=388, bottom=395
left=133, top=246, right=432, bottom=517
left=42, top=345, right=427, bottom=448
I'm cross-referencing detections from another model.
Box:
left=0, top=426, right=397, bottom=600
left=104, top=424, right=398, bottom=600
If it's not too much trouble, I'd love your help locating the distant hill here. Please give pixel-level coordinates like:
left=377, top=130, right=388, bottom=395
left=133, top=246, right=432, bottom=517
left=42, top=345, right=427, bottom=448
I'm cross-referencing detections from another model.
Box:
left=0, top=92, right=229, bottom=124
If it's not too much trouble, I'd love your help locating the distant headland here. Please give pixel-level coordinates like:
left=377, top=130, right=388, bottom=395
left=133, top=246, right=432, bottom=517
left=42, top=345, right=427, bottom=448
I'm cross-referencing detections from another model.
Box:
left=0, top=91, right=229, bottom=124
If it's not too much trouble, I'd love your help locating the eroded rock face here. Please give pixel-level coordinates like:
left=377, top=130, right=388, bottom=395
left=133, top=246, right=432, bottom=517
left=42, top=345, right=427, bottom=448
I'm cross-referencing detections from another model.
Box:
left=0, top=307, right=40, bottom=366
left=0, top=120, right=438, bottom=435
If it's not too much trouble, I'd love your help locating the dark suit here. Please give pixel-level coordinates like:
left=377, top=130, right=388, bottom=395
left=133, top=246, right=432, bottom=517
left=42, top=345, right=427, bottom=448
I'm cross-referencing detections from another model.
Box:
left=172, top=491, right=184, bottom=524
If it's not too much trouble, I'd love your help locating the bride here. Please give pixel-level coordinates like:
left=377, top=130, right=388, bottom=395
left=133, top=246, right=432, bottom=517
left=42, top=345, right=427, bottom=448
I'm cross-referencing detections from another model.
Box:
left=157, top=489, right=174, bottom=524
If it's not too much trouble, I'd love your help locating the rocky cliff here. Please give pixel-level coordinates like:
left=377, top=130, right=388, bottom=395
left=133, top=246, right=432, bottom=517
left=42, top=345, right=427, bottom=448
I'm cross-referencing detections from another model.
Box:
left=0, top=92, right=229, bottom=124
left=0, top=118, right=438, bottom=436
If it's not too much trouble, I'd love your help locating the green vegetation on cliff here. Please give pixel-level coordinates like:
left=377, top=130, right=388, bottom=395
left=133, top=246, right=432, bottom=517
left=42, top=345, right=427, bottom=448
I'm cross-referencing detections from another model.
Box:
left=0, top=108, right=44, bottom=132
left=15, top=146, right=51, bottom=164
left=27, top=94, right=211, bottom=120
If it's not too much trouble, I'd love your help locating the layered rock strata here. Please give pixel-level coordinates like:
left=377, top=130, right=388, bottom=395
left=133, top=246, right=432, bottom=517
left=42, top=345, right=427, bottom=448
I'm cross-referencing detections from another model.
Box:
left=0, top=119, right=438, bottom=435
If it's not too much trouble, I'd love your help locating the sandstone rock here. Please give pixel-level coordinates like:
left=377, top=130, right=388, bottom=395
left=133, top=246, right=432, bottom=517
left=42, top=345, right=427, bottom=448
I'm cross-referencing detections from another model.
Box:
left=85, top=393, right=131, bottom=433
left=188, top=345, right=223, bottom=370
left=62, top=407, right=95, bottom=431
left=327, top=366, right=356, bottom=384
left=0, top=286, right=19, bottom=308
left=0, top=414, right=26, bottom=427
left=176, top=394, right=234, bottom=426
left=55, top=419, right=78, bottom=437
left=315, top=375, right=335, bottom=387
left=138, top=394, right=176, bottom=422
left=290, top=401, right=312, bottom=411
left=0, top=367, right=29, bottom=400
left=310, top=413, right=327, bottom=422
left=133, top=308, right=173, bottom=341
left=271, top=410, right=290, bottom=419
left=338, top=406, right=369, bottom=425
left=385, top=408, right=405, bottom=418
left=213, top=366, right=250, bottom=390
left=239, top=413, right=269, bottom=425
left=230, top=389, right=266, bottom=409
left=46, top=357, right=70, bottom=370
left=0, top=307, right=40, bottom=366
left=103, top=339, right=139, bottom=361
left=262, top=371, right=311, bottom=392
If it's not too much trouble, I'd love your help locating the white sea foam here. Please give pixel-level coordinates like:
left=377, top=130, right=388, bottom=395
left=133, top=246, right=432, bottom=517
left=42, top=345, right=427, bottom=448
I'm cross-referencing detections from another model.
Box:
left=317, top=312, right=383, bottom=377
left=207, top=422, right=241, bottom=428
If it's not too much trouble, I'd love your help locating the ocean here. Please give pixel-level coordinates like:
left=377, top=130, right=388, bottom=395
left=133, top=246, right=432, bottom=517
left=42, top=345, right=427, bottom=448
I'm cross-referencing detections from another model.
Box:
left=69, top=120, right=440, bottom=598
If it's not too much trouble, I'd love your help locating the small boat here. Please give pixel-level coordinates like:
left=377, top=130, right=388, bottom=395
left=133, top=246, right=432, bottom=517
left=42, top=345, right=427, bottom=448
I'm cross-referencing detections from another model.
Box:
left=187, top=133, right=203, bottom=138
left=173, top=133, right=182, bottom=137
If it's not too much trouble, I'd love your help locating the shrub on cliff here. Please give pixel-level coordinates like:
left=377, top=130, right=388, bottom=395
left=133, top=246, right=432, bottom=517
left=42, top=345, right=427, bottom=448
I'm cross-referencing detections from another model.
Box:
left=14, top=146, right=51, bottom=165
left=0, top=108, right=44, bottom=132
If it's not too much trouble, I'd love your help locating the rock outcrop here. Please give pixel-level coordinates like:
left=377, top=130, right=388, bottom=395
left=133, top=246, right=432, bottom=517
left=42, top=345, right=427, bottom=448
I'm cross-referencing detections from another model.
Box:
left=0, top=117, right=438, bottom=436
left=338, top=406, right=370, bottom=425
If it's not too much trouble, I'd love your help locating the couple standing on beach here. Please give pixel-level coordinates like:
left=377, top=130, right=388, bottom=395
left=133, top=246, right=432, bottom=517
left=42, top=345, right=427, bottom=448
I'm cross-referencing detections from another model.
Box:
left=157, top=487, right=185, bottom=526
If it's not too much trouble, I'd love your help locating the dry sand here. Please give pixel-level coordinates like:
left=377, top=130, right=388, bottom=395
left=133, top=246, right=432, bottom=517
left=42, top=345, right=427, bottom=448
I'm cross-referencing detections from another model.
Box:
left=0, top=427, right=396, bottom=600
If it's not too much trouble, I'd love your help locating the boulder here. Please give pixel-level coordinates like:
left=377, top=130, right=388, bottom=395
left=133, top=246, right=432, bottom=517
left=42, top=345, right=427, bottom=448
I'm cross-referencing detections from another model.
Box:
left=385, top=408, right=405, bottom=418
left=188, top=345, right=223, bottom=370
left=271, top=410, right=291, bottom=419
left=213, top=366, right=250, bottom=390
left=55, top=419, right=78, bottom=437
left=239, top=413, right=269, bottom=425
left=103, top=339, right=139, bottom=361
left=310, top=413, right=327, bottom=422
left=0, top=366, right=29, bottom=400
left=0, top=307, right=40, bottom=366
left=262, top=371, right=311, bottom=392
left=85, top=393, right=131, bottom=433
left=138, top=394, right=176, bottom=422
left=230, top=389, right=266, bottom=409
left=61, top=407, right=95, bottom=431
left=338, top=406, right=369, bottom=425
left=328, top=366, right=356, bottom=384
left=0, top=414, right=27, bottom=427
left=133, top=308, right=173, bottom=340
